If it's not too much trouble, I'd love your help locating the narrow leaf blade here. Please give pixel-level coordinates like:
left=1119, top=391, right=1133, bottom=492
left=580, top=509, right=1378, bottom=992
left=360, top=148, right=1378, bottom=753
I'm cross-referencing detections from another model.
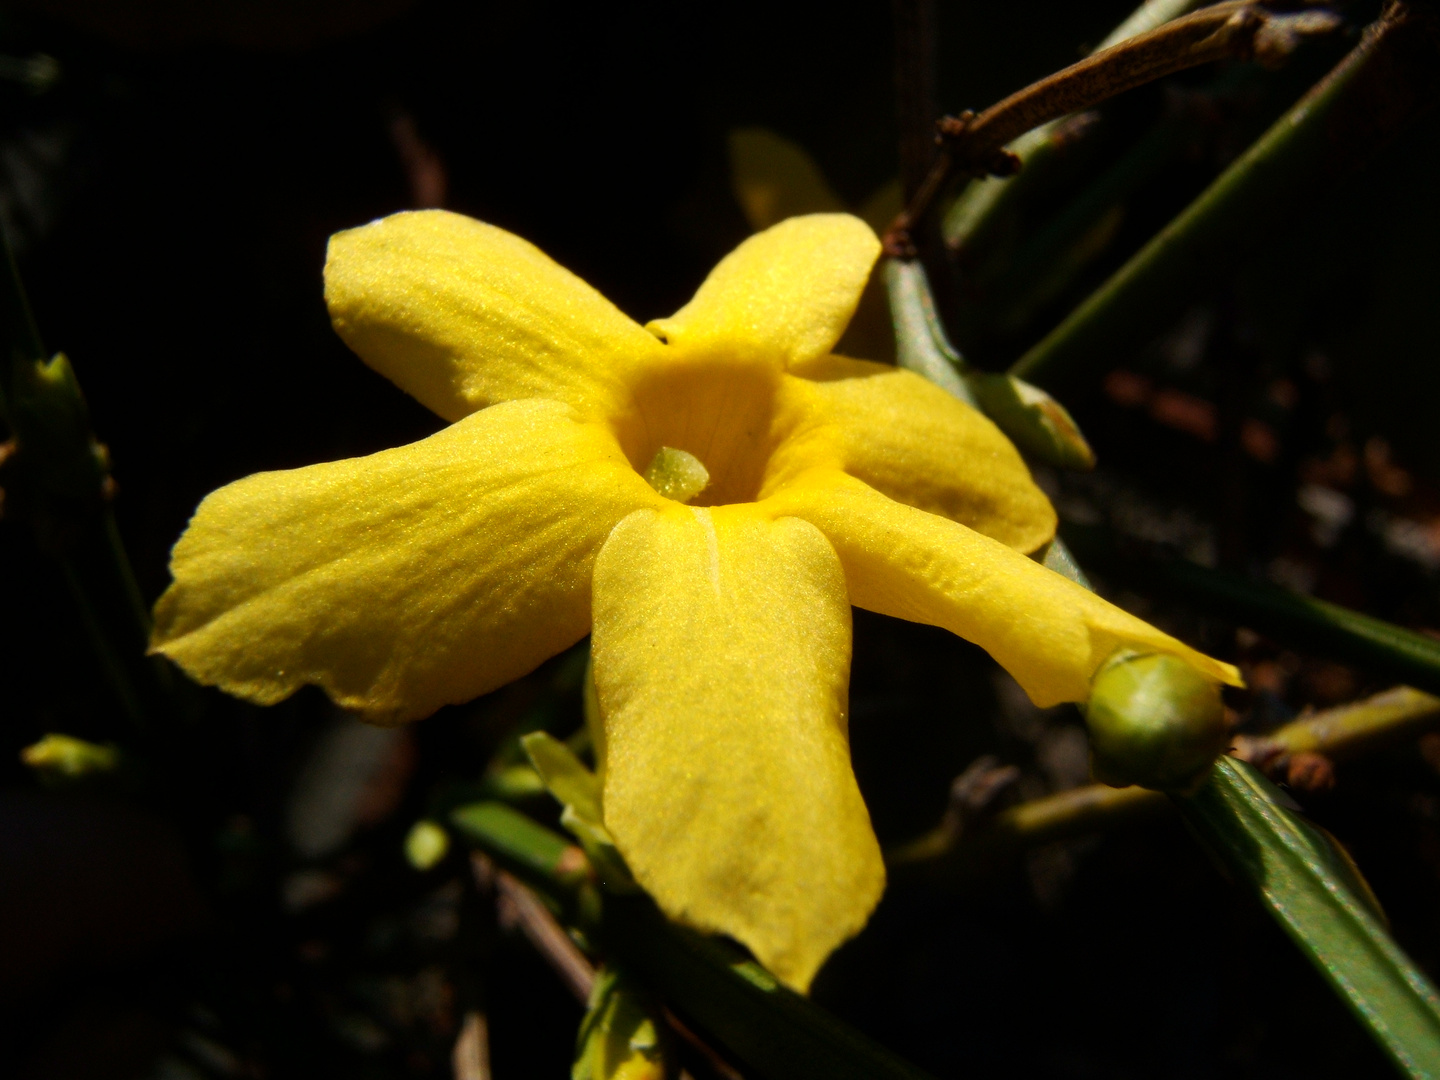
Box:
left=1174, top=757, right=1440, bottom=1078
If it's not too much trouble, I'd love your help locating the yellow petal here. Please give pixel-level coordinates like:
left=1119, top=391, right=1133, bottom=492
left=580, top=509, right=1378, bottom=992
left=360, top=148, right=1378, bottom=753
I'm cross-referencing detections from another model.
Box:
left=726, top=128, right=846, bottom=231
left=768, top=357, right=1057, bottom=552
left=325, top=210, right=661, bottom=422
left=646, top=214, right=880, bottom=369
left=152, top=399, right=665, bottom=723
left=591, top=503, right=883, bottom=992
left=768, top=472, right=1241, bottom=706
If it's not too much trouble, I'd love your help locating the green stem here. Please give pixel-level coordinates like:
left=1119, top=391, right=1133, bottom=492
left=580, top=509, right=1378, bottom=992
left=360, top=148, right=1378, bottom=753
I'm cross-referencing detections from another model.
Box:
left=0, top=222, right=167, bottom=726
left=975, top=115, right=1193, bottom=337
left=1061, top=522, right=1440, bottom=697
left=604, top=896, right=936, bottom=1080
left=1011, top=3, right=1440, bottom=388
left=450, top=801, right=937, bottom=1080
left=57, top=555, right=147, bottom=730
left=103, top=509, right=152, bottom=643
left=451, top=801, right=589, bottom=891
left=0, top=220, right=44, bottom=396
left=1243, top=684, right=1440, bottom=761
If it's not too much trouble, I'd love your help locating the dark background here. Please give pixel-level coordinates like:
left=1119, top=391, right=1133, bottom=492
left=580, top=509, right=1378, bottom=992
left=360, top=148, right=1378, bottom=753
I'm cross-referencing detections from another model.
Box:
left=2, top=1, right=1439, bottom=1077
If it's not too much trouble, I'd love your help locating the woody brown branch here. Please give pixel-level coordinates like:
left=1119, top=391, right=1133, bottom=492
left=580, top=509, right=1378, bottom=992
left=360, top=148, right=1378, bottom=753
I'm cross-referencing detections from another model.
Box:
left=883, top=0, right=1342, bottom=256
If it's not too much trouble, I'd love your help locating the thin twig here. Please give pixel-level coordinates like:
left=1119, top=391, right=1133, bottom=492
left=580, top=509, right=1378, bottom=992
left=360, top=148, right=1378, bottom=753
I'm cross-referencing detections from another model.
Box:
left=663, top=1007, right=747, bottom=1080
left=1010, top=0, right=1438, bottom=387
left=892, top=685, right=1440, bottom=868
left=943, top=0, right=1204, bottom=254
left=472, top=854, right=735, bottom=1080
left=452, top=1011, right=491, bottom=1080
left=1062, top=520, right=1440, bottom=697
left=884, top=0, right=1341, bottom=254
left=476, top=853, right=596, bottom=1002
left=454, top=806, right=939, bottom=1080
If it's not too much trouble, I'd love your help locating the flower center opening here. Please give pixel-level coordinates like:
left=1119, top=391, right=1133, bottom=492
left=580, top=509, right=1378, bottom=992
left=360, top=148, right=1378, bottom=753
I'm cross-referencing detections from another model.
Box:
left=614, top=358, right=786, bottom=507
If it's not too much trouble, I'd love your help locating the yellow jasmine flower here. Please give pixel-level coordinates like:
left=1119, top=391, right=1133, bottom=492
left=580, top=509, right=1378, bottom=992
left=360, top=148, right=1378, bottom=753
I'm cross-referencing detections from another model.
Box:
left=150, top=209, right=1239, bottom=992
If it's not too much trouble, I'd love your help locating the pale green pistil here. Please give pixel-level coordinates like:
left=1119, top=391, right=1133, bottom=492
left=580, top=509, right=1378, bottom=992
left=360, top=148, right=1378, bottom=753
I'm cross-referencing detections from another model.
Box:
left=644, top=446, right=710, bottom=504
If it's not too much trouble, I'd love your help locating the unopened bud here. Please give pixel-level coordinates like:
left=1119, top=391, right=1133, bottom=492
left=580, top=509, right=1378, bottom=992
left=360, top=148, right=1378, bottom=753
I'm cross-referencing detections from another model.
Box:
left=21, top=733, right=119, bottom=780
left=404, top=819, right=450, bottom=870
left=1086, top=651, right=1227, bottom=792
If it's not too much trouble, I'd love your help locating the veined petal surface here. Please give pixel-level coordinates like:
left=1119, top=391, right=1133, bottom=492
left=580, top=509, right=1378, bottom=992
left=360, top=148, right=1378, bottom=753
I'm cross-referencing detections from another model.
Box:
left=646, top=214, right=880, bottom=369
left=768, top=472, right=1241, bottom=707
left=591, top=504, right=883, bottom=993
left=770, top=356, right=1057, bottom=552
left=152, top=399, right=665, bottom=724
left=325, top=210, right=662, bottom=422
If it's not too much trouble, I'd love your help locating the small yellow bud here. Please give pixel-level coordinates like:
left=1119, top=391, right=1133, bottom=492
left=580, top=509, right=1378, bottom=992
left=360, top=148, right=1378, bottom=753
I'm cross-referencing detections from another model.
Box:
left=643, top=446, right=709, bottom=504
left=404, top=819, right=450, bottom=870
left=21, top=733, right=119, bottom=779
left=1086, top=651, right=1228, bottom=792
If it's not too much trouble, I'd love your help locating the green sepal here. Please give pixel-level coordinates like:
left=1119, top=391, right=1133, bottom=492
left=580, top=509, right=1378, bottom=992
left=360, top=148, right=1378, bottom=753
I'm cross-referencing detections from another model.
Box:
left=573, top=965, right=672, bottom=1080
left=522, top=730, right=603, bottom=826
left=968, top=372, right=1095, bottom=471
left=522, top=731, right=638, bottom=893
left=477, top=762, right=547, bottom=802
left=1174, top=758, right=1440, bottom=1077
left=1040, top=536, right=1092, bottom=589
left=884, top=258, right=1095, bottom=470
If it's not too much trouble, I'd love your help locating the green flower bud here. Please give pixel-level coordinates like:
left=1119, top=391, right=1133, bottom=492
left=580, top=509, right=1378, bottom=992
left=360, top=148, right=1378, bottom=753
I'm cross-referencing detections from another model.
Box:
left=404, top=819, right=450, bottom=870
left=1085, top=651, right=1228, bottom=792
left=20, top=733, right=119, bottom=780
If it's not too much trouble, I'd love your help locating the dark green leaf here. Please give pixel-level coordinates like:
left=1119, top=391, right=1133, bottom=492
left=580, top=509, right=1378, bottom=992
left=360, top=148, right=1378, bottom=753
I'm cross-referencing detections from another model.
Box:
left=1174, top=758, right=1440, bottom=1078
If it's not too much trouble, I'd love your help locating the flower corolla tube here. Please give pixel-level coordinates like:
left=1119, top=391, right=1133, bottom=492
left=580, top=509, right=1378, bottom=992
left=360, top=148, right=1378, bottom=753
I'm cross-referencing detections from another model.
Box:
left=151, top=210, right=1240, bottom=991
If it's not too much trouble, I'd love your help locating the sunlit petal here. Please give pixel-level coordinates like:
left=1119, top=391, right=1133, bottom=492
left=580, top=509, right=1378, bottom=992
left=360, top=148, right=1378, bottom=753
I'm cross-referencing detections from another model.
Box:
left=152, top=399, right=665, bottom=723
left=646, top=214, right=880, bottom=369
left=325, top=210, right=662, bottom=421
left=591, top=503, right=884, bottom=992
left=770, top=355, right=1057, bottom=552
left=767, top=471, right=1241, bottom=706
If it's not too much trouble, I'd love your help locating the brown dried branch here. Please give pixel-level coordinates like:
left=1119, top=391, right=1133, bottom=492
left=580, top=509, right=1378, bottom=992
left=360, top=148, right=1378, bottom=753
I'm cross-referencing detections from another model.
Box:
left=884, top=0, right=1342, bottom=255
left=471, top=854, right=742, bottom=1079
left=451, top=1011, right=491, bottom=1080
left=892, top=685, right=1440, bottom=872
left=475, top=853, right=597, bottom=1002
